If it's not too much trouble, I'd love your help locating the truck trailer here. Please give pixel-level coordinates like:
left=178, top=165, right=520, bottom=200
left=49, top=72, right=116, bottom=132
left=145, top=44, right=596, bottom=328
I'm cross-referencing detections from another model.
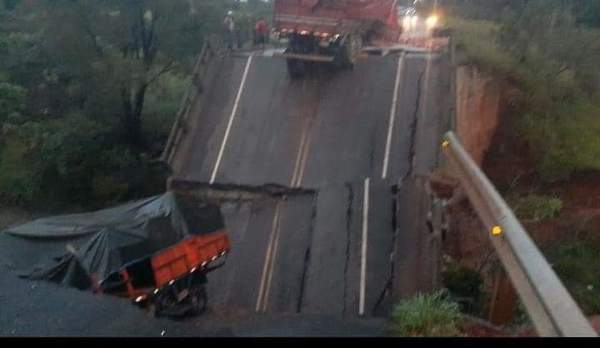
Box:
left=273, top=0, right=401, bottom=77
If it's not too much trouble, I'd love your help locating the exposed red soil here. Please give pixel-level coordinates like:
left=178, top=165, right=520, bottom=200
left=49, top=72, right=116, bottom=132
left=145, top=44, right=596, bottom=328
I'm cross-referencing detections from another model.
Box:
left=481, top=109, right=600, bottom=246
left=591, top=316, right=600, bottom=332
left=460, top=317, right=513, bottom=337
left=443, top=93, right=600, bottom=336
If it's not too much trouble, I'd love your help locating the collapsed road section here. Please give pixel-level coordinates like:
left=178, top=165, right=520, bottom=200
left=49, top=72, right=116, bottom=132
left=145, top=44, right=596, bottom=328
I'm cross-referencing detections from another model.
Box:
left=168, top=180, right=396, bottom=318
left=0, top=38, right=452, bottom=334
left=160, top=34, right=453, bottom=323
left=0, top=192, right=231, bottom=318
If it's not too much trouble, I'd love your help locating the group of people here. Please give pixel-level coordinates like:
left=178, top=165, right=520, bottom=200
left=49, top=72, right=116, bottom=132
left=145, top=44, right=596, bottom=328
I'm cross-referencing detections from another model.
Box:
left=223, top=11, right=270, bottom=50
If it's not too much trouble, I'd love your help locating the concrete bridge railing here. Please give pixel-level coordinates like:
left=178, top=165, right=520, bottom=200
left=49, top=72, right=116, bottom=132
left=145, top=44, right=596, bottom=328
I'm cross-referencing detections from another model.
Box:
left=162, top=40, right=218, bottom=167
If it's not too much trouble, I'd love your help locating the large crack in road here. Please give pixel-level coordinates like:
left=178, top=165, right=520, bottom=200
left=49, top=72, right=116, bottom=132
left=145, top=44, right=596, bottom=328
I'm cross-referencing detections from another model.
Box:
left=169, top=52, right=445, bottom=320
left=0, top=49, right=451, bottom=336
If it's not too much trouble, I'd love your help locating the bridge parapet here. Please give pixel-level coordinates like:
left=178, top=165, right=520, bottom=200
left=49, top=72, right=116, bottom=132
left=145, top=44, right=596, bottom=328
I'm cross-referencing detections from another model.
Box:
left=162, top=39, right=220, bottom=171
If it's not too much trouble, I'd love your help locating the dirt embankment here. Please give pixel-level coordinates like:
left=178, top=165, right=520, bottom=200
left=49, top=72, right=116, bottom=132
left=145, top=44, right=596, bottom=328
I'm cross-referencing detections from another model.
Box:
left=443, top=63, right=600, bottom=335
left=448, top=63, right=600, bottom=268
left=444, top=65, right=517, bottom=274
left=455, top=66, right=505, bottom=167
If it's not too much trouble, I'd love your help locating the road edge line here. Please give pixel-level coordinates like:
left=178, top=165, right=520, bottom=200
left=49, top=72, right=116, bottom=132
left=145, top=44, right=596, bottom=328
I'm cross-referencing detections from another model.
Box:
left=210, top=54, right=254, bottom=184
left=382, top=53, right=406, bottom=179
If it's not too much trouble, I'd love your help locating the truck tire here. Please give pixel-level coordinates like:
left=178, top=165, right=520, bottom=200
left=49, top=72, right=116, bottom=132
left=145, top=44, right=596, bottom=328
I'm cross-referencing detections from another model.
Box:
left=336, top=34, right=361, bottom=69
left=190, top=285, right=208, bottom=315
left=287, top=59, right=304, bottom=79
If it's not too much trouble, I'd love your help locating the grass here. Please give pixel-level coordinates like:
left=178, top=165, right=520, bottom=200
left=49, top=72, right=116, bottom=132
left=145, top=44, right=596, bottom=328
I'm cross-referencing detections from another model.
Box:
left=546, top=240, right=600, bottom=315
left=519, top=101, right=600, bottom=182
left=447, top=17, right=600, bottom=183
left=388, top=291, right=462, bottom=337
left=508, top=194, right=563, bottom=222
left=446, top=17, right=518, bottom=78
left=442, top=263, right=484, bottom=316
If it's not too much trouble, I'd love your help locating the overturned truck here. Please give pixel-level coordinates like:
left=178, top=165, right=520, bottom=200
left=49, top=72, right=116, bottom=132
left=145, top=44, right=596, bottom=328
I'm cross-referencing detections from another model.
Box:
left=0, top=192, right=231, bottom=318
left=273, top=0, right=401, bottom=77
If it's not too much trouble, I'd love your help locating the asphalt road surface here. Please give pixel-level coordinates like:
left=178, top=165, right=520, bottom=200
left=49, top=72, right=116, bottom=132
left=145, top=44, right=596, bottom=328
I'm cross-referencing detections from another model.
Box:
left=170, top=50, right=452, bottom=322
left=0, top=47, right=451, bottom=336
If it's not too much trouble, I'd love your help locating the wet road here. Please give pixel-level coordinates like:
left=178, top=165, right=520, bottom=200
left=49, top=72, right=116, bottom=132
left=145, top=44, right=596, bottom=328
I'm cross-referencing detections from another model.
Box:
left=0, top=47, right=451, bottom=336
left=179, top=53, right=427, bottom=186
left=170, top=50, right=452, bottom=320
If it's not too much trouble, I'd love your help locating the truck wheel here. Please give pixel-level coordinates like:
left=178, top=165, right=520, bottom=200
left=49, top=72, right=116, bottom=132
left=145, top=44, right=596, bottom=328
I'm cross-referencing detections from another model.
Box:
left=147, top=303, right=159, bottom=318
left=190, top=285, right=208, bottom=315
left=337, top=34, right=361, bottom=69
left=286, top=58, right=305, bottom=79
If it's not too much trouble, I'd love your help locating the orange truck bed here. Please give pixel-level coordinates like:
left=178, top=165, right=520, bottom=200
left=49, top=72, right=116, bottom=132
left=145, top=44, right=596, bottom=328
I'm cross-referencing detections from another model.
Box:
left=152, top=231, right=231, bottom=289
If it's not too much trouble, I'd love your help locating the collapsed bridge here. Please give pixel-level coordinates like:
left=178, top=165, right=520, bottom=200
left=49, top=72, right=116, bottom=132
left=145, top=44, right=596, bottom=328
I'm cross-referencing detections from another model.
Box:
left=163, top=45, right=451, bottom=319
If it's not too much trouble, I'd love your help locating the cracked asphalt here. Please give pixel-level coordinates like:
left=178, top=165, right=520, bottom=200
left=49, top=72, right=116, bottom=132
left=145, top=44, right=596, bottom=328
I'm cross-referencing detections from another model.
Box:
left=0, top=50, right=451, bottom=336
left=170, top=52, right=451, bottom=321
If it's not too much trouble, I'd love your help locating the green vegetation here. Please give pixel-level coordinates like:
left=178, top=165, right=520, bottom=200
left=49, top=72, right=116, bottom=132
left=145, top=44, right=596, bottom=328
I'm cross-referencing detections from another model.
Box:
left=442, top=263, right=484, bottom=315
left=0, top=0, right=272, bottom=209
left=446, top=18, right=517, bottom=78
left=509, top=194, right=563, bottom=222
left=438, top=0, right=600, bottom=183
left=389, top=291, right=462, bottom=337
left=547, top=240, right=600, bottom=314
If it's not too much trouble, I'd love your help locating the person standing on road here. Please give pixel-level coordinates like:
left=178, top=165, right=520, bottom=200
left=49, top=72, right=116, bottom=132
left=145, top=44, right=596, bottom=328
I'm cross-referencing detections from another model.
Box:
left=254, top=17, right=269, bottom=49
left=223, top=11, right=236, bottom=50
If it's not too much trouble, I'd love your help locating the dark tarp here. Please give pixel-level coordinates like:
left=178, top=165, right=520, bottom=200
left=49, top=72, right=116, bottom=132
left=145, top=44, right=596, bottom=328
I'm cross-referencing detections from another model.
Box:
left=0, top=192, right=224, bottom=290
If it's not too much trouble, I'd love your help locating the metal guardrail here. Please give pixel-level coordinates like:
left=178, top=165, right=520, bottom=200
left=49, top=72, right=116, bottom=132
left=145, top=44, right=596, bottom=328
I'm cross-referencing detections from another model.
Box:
left=161, top=41, right=215, bottom=166
left=442, top=131, right=597, bottom=337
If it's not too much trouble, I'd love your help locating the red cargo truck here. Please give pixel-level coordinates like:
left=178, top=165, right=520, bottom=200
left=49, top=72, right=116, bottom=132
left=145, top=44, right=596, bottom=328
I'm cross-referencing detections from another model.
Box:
left=273, top=0, right=401, bottom=77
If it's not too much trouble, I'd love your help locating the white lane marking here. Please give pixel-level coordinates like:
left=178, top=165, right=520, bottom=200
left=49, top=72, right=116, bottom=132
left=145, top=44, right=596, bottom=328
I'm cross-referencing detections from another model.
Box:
left=256, top=203, right=282, bottom=312
left=382, top=53, right=406, bottom=180
left=359, top=177, right=370, bottom=316
left=210, top=55, right=254, bottom=184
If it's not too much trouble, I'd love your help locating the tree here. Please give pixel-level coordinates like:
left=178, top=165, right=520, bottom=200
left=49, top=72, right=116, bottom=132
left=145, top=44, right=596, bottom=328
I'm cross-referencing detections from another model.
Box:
left=0, top=0, right=275, bottom=207
left=13, top=0, right=207, bottom=149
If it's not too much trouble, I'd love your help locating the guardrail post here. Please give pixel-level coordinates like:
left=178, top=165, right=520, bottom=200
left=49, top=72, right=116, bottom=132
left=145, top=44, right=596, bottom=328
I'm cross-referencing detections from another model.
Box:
left=488, top=270, right=518, bottom=326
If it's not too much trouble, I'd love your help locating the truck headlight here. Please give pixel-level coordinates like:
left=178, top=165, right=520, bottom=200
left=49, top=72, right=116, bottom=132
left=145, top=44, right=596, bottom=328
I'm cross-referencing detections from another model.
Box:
left=426, top=15, right=439, bottom=29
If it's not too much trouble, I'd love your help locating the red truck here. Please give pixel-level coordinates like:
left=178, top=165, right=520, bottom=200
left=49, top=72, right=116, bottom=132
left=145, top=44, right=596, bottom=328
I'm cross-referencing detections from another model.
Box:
left=273, top=0, right=401, bottom=77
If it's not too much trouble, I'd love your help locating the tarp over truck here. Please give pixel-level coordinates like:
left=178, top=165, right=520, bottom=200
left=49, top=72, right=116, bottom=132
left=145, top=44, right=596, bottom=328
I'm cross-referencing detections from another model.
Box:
left=0, top=192, right=224, bottom=290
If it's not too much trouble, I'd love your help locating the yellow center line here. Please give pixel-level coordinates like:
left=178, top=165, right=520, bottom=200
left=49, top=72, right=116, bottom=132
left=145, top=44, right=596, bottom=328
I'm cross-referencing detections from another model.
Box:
left=255, top=202, right=283, bottom=312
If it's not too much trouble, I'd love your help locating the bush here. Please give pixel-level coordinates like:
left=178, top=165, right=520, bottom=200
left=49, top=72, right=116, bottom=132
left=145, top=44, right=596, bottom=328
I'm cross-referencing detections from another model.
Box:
left=143, top=71, right=190, bottom=149
left=448, top=14, right=600, bottom=183
left=447, top=18, right=518, bottom=78
left=0, top=132, right=39, bottom=204
left=0, top=82, right=26, bottom=122
left=91, top=176, right=130, bottom=205
left=0, top=112, right=168, bottom=208
left=546, top=240, right=600, bottom=314
left=509, top=194, right=563, bottom=221
left=519, top=102, right=600, bottom=182
left=389, top=291, right=462, bottom=337
left=442, top=263, right=483, bottom=315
